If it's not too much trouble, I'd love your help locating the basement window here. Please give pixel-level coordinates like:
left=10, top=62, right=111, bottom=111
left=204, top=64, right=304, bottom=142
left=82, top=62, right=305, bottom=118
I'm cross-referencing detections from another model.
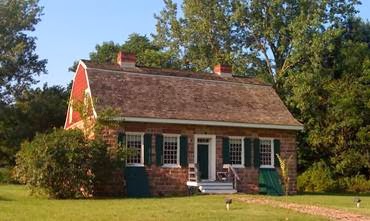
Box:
left=260, top=138, right=274, bottom=168
left=229, top=137, right=244, bottom=167
left=163, top=134, right=180, bottom=167
left=126, top=133, right=144, bottom=166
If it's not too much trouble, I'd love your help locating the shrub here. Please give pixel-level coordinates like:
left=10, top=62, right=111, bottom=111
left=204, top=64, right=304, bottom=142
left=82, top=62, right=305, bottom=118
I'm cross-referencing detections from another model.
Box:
left=14, top=129, right=123, bottom=199
left=0, top=167, right=13, bottom=183
left=338, top=175, right=370, bottom=193
left=297, top=161, right=336, bottom=192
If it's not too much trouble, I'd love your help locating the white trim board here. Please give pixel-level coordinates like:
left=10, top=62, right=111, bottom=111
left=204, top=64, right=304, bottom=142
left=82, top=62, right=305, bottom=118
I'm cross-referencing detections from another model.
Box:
left=194, top=134, right=216, bottom=181
left=112, top=117, right=303, bottom=131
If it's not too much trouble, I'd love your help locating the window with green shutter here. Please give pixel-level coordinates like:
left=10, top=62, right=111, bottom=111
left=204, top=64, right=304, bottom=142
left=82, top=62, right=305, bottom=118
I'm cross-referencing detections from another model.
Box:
left=222, top=137, right=230, bottom=164
left=126, top=133, right=144, bottom=166
left=117, top=132, right=125, bottom=147
left=144, top=134, right=152, bottom=166
left=273, top=139, right=281, bottom=168
left=180, top=135, right=188, bottom=167
left=162, top=135, right=180, bottom=166
left=244, top=138, right=252, bottom=167
left=229, top=137, right=244, bottom=166
left=253, top=138, right=260, bottom=168
left=156, top=134, right=163, bottom=166
left=259, top=138, right=274, bottom=168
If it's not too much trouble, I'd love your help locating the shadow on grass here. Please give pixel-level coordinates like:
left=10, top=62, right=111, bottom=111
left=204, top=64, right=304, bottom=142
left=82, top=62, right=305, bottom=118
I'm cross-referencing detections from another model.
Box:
left=0, top=196, right=12, bottom=201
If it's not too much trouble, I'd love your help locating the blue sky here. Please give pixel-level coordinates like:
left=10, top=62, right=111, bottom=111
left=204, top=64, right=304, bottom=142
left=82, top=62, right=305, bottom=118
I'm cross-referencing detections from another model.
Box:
left=34, top=0, right=370, bottom=87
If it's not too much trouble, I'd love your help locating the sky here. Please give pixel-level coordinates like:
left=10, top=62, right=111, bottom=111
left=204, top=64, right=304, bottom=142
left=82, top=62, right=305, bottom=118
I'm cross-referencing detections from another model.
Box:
left=33, top=0, right=370, bottom=87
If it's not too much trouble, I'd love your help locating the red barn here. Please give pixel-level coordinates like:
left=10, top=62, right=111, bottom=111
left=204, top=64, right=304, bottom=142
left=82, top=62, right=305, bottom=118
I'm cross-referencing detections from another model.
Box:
left=65, top=52, right=303, bottom=197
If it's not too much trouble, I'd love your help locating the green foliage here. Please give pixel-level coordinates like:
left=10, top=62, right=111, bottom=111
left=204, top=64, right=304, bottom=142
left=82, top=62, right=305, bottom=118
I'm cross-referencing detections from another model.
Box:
left=0, top=84, right=69, bottom=167
left=290, top=18, right=370, bottom=178
left=153, top=0, right=259, bottom=75
left=14, top=129, right=92, bottom=198
left=338, top=175, right=370, bottom=193
left=68, top=33, right=174, bottom=72
left=0, top=167, right=13, bottom=183
left=0, top=0, right=47, bottom=103
left=14, top=129, right=125, bottom=198
left=297, top=161, right=336, bottom=193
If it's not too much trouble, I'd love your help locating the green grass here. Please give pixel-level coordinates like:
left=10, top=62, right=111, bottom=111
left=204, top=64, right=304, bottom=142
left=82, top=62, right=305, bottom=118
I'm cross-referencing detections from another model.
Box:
left=265, top=193, right=370, bottom=217
left=0, top=185, right=327, bottom=221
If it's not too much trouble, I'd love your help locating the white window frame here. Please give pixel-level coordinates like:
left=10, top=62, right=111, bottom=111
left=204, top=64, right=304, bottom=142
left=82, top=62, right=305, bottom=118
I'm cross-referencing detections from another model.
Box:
left=224, top=136, right=245, bottom=168
left=162, top=134, right=181, bottom=168
left=125, top=132, right=144, bottom=167
left=259, top=137, right=275, bottom=168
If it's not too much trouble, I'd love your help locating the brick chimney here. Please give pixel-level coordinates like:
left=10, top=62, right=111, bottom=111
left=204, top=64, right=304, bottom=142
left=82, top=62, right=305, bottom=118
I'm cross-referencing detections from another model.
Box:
left=117, top=51, right=136, bottom=68
left=214, top=64, right=232, bottom=77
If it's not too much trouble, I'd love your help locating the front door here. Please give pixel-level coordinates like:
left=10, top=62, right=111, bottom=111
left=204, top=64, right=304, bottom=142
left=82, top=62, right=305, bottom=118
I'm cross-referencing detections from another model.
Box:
left=197, top=144, right=209, bottom=180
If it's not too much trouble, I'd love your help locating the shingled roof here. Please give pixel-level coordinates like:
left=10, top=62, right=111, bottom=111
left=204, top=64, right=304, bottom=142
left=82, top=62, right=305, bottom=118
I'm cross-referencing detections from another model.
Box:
left=82, top=60, right=302, bottom=130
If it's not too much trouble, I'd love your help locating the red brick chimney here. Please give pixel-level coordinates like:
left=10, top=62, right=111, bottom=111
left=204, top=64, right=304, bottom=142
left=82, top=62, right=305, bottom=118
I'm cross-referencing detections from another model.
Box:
left=214, top=64, right=232, bottom=77
left=117, top=52, right=136, bottom=68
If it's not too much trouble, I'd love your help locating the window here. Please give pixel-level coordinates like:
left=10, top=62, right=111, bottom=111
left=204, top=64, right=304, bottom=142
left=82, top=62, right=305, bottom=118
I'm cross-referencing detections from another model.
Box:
left=163, top=135, right=180, bottom=166
left=229, top=137, right=244, bottom=166
left=260, top=138, right=274, bottom=168
left=126, top=133, right=144, bottom=166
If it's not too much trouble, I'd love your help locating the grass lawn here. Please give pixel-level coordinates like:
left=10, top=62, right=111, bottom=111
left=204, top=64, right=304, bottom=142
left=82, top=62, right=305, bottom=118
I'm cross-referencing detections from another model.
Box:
left=0, top=185, right=327, bottom=221
left=265, top=193, right=370, bottom=217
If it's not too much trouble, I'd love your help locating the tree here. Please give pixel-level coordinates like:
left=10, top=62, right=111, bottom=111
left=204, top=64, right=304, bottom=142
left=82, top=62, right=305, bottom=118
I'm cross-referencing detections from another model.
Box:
left=290, top=18, right=370, bottom=177
left=0, top=0, right=47, bottom=103
left=69, top=33, right=174, bottom=72
left=153, top=0, right=260, bottom=75
left=154, top=0, right=359, bottom=81
left=0, top=84, right=69, bottom=167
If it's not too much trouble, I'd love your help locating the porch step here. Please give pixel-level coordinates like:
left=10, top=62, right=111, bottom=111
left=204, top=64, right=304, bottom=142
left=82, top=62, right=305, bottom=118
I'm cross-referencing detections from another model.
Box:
left=201, top=189, right=237, bottom=194
left=193, top=181, right=236, bottom=194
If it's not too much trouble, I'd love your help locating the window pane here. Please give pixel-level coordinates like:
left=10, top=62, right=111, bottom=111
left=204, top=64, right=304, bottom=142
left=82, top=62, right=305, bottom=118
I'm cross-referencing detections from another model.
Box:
left=230, top=138, right=242, bottom=165
left=163, top=136, right=178, bottom=165
left=126, top=134, right=142, bottom=164
left=260, top=139, right=272, bottom=166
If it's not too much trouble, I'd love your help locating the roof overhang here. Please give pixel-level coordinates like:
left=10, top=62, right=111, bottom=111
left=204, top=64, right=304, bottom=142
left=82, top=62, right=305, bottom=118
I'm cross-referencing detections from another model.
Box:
left=111, top=116, right=304, bottom=131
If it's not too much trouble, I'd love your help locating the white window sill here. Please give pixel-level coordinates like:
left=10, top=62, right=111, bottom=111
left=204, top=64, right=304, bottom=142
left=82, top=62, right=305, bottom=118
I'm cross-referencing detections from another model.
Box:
left=126, top=164, right=145, bottom=167
left=223, top=164, right=245, bottom=169
left=162, top=164, right=181, bottom=168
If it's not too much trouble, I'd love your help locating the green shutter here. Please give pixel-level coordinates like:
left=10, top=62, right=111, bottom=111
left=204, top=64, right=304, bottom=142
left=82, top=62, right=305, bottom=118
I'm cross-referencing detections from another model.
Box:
left=144, top=134, right=152, bottom=166
left=156, top=134, right=163, bottom=166
left=274, top=139, right=281, bottom=168
left=244, top=138, right=252, bottom=167
left=222, top=137, right=230, bottom=164
left=117, top=132, right=126, bottom=147
left=180, top=135, right=188, bottom=167
left=253, top=138, right=260, bottom=168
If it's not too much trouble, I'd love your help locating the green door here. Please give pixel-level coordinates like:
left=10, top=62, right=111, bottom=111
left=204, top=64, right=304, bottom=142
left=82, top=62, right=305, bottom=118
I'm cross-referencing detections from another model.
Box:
left=197, top=144, right=209, bottom=180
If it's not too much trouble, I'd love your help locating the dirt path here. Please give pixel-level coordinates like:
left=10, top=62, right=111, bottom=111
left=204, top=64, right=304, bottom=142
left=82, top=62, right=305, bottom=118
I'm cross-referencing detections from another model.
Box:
left=234, top=196, right=370, bottom=221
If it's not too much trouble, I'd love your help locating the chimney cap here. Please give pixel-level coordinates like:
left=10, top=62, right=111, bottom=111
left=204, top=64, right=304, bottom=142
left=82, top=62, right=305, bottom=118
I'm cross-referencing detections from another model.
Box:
left=214, top=64, right=232, bottom=77
left=117, top=51, right=136, bottom=68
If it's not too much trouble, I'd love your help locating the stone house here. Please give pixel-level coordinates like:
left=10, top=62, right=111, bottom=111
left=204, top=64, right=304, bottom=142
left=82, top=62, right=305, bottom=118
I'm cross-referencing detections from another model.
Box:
left=64, top=52, right=303, bottom=197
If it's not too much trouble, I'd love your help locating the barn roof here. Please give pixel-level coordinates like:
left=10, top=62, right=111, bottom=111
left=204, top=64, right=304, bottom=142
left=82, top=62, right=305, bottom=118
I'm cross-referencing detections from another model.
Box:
left=82, top=60, right=302, bottom=130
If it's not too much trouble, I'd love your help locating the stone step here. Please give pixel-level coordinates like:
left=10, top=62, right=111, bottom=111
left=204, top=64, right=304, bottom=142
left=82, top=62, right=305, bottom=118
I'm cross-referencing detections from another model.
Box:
left=201, top=189, right=237, bottom=194
left=198, top=182, right=233, bottom=186
left=199, top=185, right=234, bottom=190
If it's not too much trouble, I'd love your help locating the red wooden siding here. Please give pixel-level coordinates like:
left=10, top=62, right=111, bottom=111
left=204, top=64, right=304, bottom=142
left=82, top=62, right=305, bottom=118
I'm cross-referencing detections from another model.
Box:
left=64, top=63, right=89, bottom=129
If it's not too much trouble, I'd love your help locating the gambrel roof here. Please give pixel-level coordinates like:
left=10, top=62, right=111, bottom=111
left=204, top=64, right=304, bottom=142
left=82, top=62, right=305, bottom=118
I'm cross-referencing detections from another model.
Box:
left=80, top=60, right=302, bottom=130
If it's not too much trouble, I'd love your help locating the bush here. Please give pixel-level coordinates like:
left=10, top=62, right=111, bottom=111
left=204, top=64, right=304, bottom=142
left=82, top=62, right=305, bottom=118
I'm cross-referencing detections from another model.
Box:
left=338, top=175, right=370, bottom=193
left=0, top=167, right=13, bottom=183
left=14, top=129, right=123, bottom=199
left=297, top=161, right=336, bottom=192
